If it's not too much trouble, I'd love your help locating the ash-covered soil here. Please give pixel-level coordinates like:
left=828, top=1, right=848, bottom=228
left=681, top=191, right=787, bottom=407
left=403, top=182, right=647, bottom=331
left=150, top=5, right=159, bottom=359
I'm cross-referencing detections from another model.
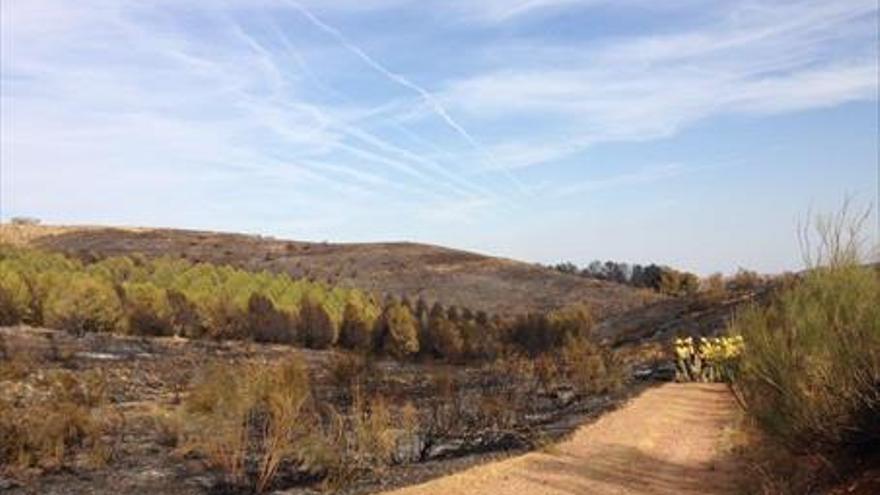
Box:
left=0, top=327, right=654, bottom=495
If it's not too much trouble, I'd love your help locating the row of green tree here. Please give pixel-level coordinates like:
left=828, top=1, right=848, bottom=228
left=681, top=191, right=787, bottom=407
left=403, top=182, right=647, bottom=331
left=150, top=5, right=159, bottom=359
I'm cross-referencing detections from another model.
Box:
left=0, top=246, right=596, bottom=361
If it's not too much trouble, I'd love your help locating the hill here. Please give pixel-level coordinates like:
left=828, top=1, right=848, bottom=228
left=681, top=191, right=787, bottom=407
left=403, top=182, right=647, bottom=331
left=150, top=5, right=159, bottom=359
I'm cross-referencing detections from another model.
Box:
left=0, top=224, right=659, bottom=317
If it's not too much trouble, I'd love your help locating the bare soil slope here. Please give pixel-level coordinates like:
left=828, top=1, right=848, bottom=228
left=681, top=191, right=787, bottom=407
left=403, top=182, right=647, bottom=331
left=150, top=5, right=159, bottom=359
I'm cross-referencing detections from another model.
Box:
left=596, top=289, right=770, bottom=347
left=1, top=224, right=657, bottom=316
left=381, top=383, right=743, bottom=495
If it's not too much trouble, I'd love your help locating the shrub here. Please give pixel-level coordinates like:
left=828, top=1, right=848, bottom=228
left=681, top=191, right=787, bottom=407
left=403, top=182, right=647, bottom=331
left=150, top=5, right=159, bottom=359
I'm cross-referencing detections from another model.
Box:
left=549, top=303, right=594, bottom=341
left=0, top=336, right=36, bottom=381
left=732, top=264, right=880, bottom=457
left=562, top=338, right=623, bottom=395
left=730, top=268, right=763, bottom=292
left=327, top=353, right=370, bottom=392
left=0, top=370, right=110, bottom=471
left=732, top=204, right=880, bottom=461
left=349, top=389, right=395, bottom=471
left=123, top=282, right=173, bottom=336
left=44, top=275, right=124, bottom=335
left=182, top=357, right=321, bottom=492
left=533, top=353, right=560, bottom=390
left=701, top=273, right=726, bottom=300
left=382, top=303, right=419, bottom=358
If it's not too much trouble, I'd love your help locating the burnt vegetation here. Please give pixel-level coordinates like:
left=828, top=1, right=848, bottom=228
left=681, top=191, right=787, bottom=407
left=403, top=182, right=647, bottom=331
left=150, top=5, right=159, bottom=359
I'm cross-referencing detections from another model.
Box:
left=0, top=245, right=632, bottom=493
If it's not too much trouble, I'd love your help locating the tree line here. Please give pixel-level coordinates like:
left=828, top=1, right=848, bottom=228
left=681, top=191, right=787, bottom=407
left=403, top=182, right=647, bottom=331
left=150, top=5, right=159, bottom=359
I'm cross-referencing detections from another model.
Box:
left=0, top=246, right=598, bottom=361
left=549, top=260, right=701, bottom=296
left=550, top=259, right=771, bottom=298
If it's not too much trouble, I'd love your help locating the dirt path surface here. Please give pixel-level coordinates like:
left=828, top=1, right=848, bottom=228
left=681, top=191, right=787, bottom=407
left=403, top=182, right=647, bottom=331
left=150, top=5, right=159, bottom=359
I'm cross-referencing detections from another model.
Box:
left=383, top=383, right=743, bottom=495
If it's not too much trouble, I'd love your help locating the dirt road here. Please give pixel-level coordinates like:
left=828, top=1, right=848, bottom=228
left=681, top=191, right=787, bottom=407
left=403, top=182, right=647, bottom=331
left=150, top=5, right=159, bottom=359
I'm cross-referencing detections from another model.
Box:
left=383, top=383, right=743, bottom=495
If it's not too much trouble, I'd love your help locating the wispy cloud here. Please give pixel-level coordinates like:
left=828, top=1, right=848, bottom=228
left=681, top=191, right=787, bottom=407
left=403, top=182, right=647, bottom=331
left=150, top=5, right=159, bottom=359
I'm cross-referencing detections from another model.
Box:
left=448, top=0, right=600, bottom=24
left=285, top=0, right=529, bottom=196
left=439, top=0, right=878, bottom=170
left=287, top=1, right=480, bottom=151
left=1, top=0, right=876, bottom=270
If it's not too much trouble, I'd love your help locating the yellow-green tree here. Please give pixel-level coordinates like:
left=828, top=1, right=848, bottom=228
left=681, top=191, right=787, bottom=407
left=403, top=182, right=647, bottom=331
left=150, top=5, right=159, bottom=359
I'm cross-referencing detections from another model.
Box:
left=44, top=274, right=124, bottom=335
left=0, top=267, right=30, bottom=325
left=123, top=282, right=173, bottom=336
left=299, top=296, right=337, bottom=349
left=340, top=301, right=376, bottom=351
left=383, top=303, right=419, bottom=358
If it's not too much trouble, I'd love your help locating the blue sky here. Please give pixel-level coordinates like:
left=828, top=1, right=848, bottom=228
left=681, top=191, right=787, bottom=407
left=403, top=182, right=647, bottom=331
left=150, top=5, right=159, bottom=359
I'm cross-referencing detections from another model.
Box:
left=1, top=0, right=877, bottom=274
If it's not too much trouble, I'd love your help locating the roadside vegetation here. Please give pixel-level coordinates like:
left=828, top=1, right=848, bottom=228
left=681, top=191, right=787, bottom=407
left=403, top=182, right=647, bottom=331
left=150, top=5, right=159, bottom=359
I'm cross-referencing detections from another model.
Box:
left=728, top=203, right=879, bottom=492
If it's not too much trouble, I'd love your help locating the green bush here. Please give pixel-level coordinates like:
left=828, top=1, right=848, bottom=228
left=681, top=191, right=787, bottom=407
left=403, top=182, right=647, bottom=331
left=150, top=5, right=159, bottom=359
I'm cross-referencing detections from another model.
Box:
left=562, top=337, right=622, bottom=395
left=44, top=275, right=124, bottom=335
left=732, top=204, right=880, bottom=460
left=732, top=263, right=880, bottom=456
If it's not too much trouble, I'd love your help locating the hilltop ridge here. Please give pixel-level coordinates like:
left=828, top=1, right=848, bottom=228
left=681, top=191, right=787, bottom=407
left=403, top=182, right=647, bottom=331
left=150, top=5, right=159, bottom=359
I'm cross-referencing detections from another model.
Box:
left=0, top=224, right=658, bottom=317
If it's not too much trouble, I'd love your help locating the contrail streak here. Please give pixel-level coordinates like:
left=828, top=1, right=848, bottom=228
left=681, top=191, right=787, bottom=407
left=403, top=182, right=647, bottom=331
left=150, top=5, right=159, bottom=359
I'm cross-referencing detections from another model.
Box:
left=267, top=18, right=503, bottom=201
left=286, top=0, right=529, bottom=196
left=230, top=18, right=480, bottom=200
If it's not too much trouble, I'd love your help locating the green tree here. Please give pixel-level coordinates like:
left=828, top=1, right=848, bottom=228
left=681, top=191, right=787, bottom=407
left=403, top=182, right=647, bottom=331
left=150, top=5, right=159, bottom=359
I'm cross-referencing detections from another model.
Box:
left=299, top=296, right=337, bottom=349
left=247, top=293, right=294, bottom=344
left=166, top=289, right=204, bottom=338
left=427, top=316, right=463, bottom=360
left=659, top=269, right=699, bottom=296
left=123, top=282, right=173, bottom=336
left=383, top=303, right=419, bottom=358
left=0, top=267, right=30, bottom=325
left=339, top=301, right=375, bottom=351
left=44, top=275, right=124, bottom=335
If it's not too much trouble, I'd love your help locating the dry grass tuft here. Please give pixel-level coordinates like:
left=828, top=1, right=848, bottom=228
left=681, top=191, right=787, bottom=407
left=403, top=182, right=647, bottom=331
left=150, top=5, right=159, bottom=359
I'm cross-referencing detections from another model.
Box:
left=181, top=357, right=321, bottom=493
left=0, top=369, right=113, bottom=473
